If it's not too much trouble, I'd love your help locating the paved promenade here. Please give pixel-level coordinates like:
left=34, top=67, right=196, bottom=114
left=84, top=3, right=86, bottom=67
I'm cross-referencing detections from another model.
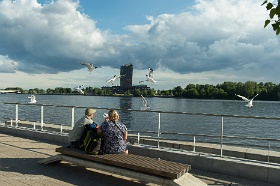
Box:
left=0, top=133, right=146, bottom=186
left=0, top=132, right=279, bottom=186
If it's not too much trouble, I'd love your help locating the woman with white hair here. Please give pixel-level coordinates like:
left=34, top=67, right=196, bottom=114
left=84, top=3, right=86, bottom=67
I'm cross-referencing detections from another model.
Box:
left=100, top=109, right=128, bottom=154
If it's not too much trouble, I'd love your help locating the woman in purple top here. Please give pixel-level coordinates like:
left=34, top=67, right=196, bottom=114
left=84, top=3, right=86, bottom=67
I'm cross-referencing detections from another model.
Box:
left=100, top=109, right=128, bottom=154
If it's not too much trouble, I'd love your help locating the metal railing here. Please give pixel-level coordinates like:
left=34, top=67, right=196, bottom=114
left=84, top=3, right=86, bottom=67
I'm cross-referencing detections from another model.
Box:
left=1, top=102, right=280, bottom=160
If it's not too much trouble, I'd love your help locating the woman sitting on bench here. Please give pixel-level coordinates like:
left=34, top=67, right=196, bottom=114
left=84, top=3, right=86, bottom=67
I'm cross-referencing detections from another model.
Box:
left=100, top=109, right=128, bottom=154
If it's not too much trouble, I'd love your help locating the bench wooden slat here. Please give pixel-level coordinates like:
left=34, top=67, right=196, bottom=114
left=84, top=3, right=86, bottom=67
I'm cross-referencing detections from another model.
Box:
left=103, top=152, right=187, bottom=173
left=56, top=147, right=190, bottom=179
left=108, top=157, right=184, bottom=175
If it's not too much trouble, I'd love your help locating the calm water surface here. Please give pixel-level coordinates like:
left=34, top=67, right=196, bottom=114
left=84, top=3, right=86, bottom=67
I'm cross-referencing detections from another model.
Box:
left=1, top=94, right=279, bottom=147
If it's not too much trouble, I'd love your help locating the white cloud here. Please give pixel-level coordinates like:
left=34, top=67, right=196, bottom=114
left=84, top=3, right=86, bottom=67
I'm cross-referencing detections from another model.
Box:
left=0, top=55, right=18, bottom=73
left=0, top=0, right=279, bottom=90
left=0, top=0, right=110, bottom=73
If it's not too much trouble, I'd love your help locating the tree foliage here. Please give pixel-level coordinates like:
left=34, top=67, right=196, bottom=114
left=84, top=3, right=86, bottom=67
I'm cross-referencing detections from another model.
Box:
left=262, top=0, right=280, bottom=35
left=5, top=81, right=280, bottom=101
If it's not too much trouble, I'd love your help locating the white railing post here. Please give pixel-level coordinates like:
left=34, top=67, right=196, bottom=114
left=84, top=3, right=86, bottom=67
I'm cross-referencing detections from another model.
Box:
left=193, top=136, right=196, bottom=152
left=220, top=116, right=224, bottom=157
left=137, top=133, right=140, bottom=144
left=15, top=104, right=18, bottom=127
left=41, top=105, right=44, bottom=130
left=71, top=107, right=75, bottom=128
left=268, top=140, right=270, bottom=163
left=33, top=122, right=36, bottom=130
left=157, top=113, right=161, bottom=148
left=10, top=119, right=13, bottom=126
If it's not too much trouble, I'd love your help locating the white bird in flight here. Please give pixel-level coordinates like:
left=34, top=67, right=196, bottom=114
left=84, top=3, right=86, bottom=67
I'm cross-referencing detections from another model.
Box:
left=28, top=95, right=37, bottom=104
left=140, top=95, right=150, bottom=110
left=235, top=94, right=259, bottom=108
left=81, top=63, right=97, bottom=74
left=103, top=113, right=108, bottom=118
left=139, top=67, right=157, bottom=84
left=73, top=85, right=84, bottom=94
left=106, top=74, right=126, bottom=85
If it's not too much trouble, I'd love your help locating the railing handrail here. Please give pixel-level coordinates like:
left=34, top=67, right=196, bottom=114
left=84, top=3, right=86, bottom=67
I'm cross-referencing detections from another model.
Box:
left=128, top=130, right=280, bottom=142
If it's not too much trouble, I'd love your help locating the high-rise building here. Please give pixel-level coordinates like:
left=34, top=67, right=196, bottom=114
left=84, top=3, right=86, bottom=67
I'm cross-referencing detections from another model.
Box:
left=101, top=63, right=150, bottom=94
left=120, top=64, right=133, bottom=88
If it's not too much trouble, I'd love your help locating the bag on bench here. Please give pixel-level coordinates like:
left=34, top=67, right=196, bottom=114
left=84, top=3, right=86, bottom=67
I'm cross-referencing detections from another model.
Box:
left=78, top=123, right=103, bottom=155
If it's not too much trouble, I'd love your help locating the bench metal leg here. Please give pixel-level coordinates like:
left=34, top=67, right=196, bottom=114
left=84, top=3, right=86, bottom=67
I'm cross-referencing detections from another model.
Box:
left=38, top=154, right=63, bottom=164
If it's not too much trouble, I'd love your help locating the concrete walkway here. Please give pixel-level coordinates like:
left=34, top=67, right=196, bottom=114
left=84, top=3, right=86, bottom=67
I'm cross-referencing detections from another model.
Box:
left=0, top=132, right=279, bottom=186
left=0, top=133, right=150, bottom=186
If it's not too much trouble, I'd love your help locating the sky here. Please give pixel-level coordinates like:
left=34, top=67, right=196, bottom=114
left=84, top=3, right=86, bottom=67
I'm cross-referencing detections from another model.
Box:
left=0, top=0, right=279, bottom=90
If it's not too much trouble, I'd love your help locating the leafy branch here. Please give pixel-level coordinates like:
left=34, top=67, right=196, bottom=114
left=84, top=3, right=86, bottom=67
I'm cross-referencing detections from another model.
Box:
left=262, top=0, right=280, bottom=35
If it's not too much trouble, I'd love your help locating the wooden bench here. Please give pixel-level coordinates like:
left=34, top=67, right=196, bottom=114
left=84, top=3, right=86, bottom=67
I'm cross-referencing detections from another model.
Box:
left=39, top=147, right=206, bottom=185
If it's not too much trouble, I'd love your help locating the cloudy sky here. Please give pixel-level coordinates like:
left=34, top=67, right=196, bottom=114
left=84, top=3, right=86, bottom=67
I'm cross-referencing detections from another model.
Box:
left=0, top=0, right=279, bottom=90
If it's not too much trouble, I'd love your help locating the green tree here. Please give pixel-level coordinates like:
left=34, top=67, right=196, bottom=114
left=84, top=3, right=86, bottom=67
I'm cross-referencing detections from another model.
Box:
left=92, top=88, right=100, bottom=95
left=235, top=82, right=245, bottom=96
left=158, top=89, right=172, bottom=96
left=172, top=86, right=184, bottom=97
left=198, top=87, right=206, bottom=99
left=124, top=90, right=132, bottom=96
left=275, top=84, right=280, bottom=100
left=204, top=84, right=215, bottom=98
left=65, top=88, right=72, bottom=94
left=133, top=89, right=142, bottom=96
left=219, top=82, right=237, bottom=99
left=212, top=88, right=227, bottom=99
left=141, top=90, right=148, bottom=97
left=243, top=81, right=259, bottom=98
left=184, top=88, right=199, bottom=98
left=262, top=0, right=280, bottom=35
left=85, top=86, right=93, bottom=94
left=104, top=88, right=112, bottom=95
left=28, top=89, right=35, bottom=94
left=147, top=88, right=155, bottom=96
left=46, top=88, right=54, bottom=94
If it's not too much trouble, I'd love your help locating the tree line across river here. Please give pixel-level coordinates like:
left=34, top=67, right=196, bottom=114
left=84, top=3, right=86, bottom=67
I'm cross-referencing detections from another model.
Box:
left=3, top=81, right=280, bottom=101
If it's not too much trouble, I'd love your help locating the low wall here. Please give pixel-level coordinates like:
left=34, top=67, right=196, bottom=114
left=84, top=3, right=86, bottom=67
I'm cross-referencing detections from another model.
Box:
left=0, top=124, right=69, bottom=145
left=128, top=144, right=280, bottom=185
left=128, top=136, right=280, bottom=164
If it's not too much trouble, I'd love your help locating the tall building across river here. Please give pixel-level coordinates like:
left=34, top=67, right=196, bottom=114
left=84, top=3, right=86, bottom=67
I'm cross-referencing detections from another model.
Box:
left=120, top=64, right=133, bottom=88
left=102, top=63, right=150, bottom=94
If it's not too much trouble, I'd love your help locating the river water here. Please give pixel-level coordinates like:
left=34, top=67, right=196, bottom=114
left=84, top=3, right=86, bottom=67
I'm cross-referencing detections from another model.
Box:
left=1, top=93, right=279, bottom=148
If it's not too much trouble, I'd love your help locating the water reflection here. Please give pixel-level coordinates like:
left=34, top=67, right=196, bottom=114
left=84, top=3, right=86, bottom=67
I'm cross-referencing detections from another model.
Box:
left=118, top=96, right=132, bottom=128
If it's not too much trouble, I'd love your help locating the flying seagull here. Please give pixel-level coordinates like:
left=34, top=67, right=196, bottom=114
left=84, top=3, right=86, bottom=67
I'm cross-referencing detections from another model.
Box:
left=235, top=94, right=259, bottom=108
left=28, top=95, right=37, bottom=104
left=73, top=85, right=84, bottom=94
left=106, top=74, right=126, bottom=85
left=139, top=67, right=157, bottom=84
left=140, top=95, right=150, bottom=110
left=81, top=63, right=97, bottom=74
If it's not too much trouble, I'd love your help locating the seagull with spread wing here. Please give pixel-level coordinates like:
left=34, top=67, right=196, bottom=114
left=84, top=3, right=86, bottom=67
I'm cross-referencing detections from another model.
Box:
left=28, top=95, right=37, bottom=104
left=235, top=93, right=259, bottom=108
left=139, top=67, right=157, bottom=84
left=73, top=85, right=84, bottom=94
left=80, top=62, right=97, bottom=74
left=140, top=95, right=150, bottom=110
left=106, top=74, right=126, bottom=85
